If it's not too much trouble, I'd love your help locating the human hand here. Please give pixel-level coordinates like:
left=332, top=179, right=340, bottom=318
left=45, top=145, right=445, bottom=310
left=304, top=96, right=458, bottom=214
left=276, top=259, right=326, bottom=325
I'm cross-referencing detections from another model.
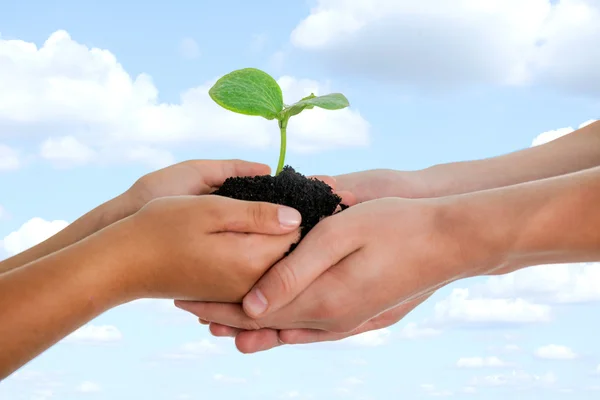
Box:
left=118, top=159, right=274, bottom=218
left=105, top=195, right=302, bottom=303
left=333, top=169, right=436, bottom=203
left=200, top=293, right=433, bottom=353
left=175, top=197, right=502, bottom=350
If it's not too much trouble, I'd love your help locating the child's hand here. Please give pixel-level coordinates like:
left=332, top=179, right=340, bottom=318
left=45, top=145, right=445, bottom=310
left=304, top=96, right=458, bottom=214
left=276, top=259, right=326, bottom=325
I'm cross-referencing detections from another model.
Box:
left=109, top=195, right=302, bottom=303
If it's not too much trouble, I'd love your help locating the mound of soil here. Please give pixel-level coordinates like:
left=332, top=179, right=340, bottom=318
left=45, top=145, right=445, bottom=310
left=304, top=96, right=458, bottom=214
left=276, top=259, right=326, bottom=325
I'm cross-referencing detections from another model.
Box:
left=212, top=165, right=347, bottom=253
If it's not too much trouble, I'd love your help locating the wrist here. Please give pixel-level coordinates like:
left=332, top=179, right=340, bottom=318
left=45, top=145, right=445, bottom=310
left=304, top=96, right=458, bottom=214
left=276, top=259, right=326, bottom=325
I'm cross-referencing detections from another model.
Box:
left=78, top=216, right=148, bottom=305
left=432, top=193, right=518, bottom=279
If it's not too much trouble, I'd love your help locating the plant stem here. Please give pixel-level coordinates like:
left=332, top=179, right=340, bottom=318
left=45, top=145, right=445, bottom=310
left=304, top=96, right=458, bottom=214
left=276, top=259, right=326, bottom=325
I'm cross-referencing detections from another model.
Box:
left=276, top=118, right=288, bottom=175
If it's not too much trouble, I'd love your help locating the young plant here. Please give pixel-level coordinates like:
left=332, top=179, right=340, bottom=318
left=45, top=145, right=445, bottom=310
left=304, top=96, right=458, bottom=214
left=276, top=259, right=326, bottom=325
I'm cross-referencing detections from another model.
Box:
left=209, top=68, right=350, bottom=175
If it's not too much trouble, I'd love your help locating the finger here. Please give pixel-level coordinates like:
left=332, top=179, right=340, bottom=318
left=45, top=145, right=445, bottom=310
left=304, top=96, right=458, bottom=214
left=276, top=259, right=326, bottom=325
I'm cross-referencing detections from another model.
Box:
left=335, top=190, right=357, bottom=207
left=210, top=197, right=301, bottom=234
left=308, top=175, right=336, bottom=189
left=234, top=329, right=283, bottom=354
left=243, top=213, right=359, bottom=318
left=190, top=159, right=271, bottom=188
left=209, top=323, right=241, bottom=337
left=175, top=301, right=261, bottom=330
left=199, top=318, right=210, bottom=325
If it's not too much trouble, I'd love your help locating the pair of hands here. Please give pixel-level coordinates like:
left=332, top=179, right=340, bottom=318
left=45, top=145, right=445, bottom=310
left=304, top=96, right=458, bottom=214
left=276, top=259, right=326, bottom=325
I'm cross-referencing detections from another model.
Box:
left=172, top=170, right=464, bottom=353
left=104, top=160, right=454, bottom=353
left=99, top=159, right=357, bottom=303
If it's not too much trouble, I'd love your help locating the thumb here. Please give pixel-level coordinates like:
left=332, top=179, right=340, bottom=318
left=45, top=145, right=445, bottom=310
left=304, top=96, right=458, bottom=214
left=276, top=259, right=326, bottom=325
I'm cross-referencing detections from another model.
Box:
left=242, top=215, right=356, bottom=318
left=213, top=197, right=302, bottom=235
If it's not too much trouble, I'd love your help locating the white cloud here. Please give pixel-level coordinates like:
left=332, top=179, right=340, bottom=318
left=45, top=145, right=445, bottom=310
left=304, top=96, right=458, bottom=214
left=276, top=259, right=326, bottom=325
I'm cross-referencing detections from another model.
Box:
left=342, top=377, right=364, bottom=385
left=0, top=144, right=21, bottom=171
left=63, top=324, right=122, bottom=344
left=40, top=136, right=96, bottom=167
left=76, top=381, right=101, bottom=393
left=504, top=344, right=521, bottom=352
left=213, top=374, right=247, bottom=384
left=462, top=386, right=477, bottom=394
left=535, top=344, right=577, bottom=360
left=0, top=31, right=369, bottom=168
left=289, top=0, right=600, bottom=94
left=164, top=339, right=224, bottom=359
left=2, top=217, right=69, bottom=256
left=178, top=37, right=200, bottom=59
left=470, top=370, right=556, bottom=387
left=342, top=328, right=391, bottom=347
left=456, top=356, right=512, bottom=368
left=420, top=384, right=453, bottom=397
left=398, top=322, right=442, bottom=339
left=474, top=263, right=600, bottom=304
left=432, top=288, right=552, bottom=326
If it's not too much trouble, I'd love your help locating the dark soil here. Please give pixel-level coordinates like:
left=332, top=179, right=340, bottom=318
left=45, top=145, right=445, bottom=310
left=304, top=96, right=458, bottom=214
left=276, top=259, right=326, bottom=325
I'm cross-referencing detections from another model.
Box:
left=212, top=165, right=347, bottom=253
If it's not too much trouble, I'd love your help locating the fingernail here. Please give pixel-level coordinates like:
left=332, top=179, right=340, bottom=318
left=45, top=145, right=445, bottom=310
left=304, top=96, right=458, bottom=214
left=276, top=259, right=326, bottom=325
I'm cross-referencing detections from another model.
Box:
left=244, top=289, right=268, bottom=316
left=278, top=206, right=301, bottom=228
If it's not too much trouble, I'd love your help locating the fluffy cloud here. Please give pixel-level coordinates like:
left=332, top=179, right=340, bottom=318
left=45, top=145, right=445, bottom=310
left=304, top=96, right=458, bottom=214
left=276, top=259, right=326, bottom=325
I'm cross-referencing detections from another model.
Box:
left=0, top=144, right=21, bottom=171
left=456, top=356, right=512, bottom=368
left=472, top=263, right=600, bottom=304
left=63, top=324, right=122, bottom=344
left=163, top=339, right=224, bottom=359
left=2, top=217, right=69, bottom=256
left=432, top=288, right=552, bottom=326
left=342, top=328, right=391, bottom=347
left=0, top=31, right=369, bottom=169
left=534, top=344, right=577, bottom=360
left=397, top=322, right=442, bottom=339
left=289, top=0, right=600, bottom=93
left=76, top=381, right=101, bottom=393
left=420, top=384, right=452, bottom=397
left=470, top=370, right=556, bottom=388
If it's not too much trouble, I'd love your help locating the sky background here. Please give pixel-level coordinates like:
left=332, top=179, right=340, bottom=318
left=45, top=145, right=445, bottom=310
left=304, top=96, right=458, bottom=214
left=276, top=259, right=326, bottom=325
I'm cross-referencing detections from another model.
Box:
left=1, top=0, right=600, bottom=399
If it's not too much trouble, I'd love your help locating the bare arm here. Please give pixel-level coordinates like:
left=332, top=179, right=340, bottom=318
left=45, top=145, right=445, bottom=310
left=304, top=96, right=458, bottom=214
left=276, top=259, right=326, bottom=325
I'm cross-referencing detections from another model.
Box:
left=0, top=194, right=133, bottom=275
left=334, top=121, right=600, bottom=201
left=420, top=120, right=600, bottom=197
left=0, top=222, right=130, bottom=379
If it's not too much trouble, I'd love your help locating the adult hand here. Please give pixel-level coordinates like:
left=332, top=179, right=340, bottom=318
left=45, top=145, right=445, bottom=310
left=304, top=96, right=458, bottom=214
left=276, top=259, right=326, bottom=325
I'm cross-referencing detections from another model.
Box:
left=333, top=169, right=429, bottom=203
left=175, top=197, right=501, bottom=350
left=110, top=195, right=302, bottom=303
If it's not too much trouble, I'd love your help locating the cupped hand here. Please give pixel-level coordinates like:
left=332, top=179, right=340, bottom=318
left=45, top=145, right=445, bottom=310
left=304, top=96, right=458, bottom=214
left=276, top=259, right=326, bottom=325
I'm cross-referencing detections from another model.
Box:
left=175, top=197, right=498, bottom=350
left=202, top=293, right=433, bottom=353
left=121, top=159, right=272, bottom=214
left=109, top=195, right=302, bottom=303
left=333, top=169, right=429, bottom=203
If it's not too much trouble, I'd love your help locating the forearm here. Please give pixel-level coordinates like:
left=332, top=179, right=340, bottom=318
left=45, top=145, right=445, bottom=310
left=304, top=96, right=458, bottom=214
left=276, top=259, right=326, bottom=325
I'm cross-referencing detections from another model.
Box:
left=0, top=193, right=135, bottom=275
left=449, top=165, right=600, bottom=276
left=0, top=223, right=133, bottom=379
left=419, top=120, right=600, bottom=197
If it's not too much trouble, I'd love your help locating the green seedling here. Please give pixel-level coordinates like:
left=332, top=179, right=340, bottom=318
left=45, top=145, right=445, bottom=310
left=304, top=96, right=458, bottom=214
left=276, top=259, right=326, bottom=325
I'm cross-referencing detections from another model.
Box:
left=209, top=68, right=350, bottom=175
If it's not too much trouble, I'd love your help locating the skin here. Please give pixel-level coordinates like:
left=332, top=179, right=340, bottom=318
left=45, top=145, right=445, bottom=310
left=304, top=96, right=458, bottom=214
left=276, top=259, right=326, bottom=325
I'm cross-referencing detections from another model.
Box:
left=0, top=159, right=317, bottom=379
left=178, top=120, right=600, bottom=353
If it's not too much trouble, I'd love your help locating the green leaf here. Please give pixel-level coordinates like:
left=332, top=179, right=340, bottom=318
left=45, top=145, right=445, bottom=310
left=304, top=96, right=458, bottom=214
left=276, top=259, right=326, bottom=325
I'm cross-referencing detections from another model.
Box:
left=209, top=68, right=284, bottom=120
left=294, top=93, right=349, bottom=110
left=283, top=93, right=349, bottom=119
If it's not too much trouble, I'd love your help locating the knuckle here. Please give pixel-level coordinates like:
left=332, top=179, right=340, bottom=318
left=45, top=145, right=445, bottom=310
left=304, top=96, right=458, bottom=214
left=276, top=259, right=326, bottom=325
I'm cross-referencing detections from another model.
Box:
left=270, top=260, right=298, bottom=297
left=248, top=203, right=264, bottom=229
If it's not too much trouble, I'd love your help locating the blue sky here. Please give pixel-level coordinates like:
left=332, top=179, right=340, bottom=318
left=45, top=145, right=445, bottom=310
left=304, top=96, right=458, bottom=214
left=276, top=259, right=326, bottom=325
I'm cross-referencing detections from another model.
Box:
left=1, top=0, right=600, bottom=399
